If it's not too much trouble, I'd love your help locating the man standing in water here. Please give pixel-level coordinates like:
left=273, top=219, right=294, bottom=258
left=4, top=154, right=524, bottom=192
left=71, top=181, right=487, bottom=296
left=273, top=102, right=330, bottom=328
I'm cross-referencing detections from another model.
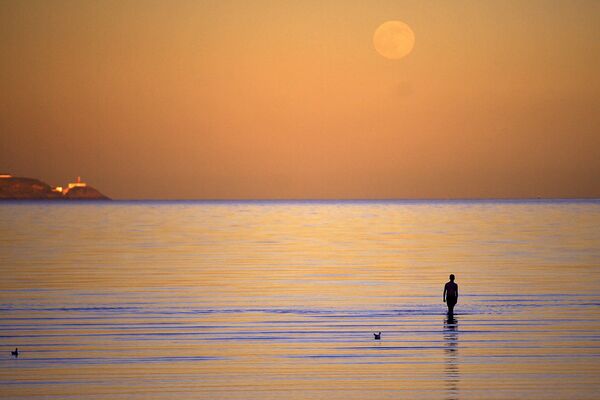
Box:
left=443, top=274, right=458, bottom=314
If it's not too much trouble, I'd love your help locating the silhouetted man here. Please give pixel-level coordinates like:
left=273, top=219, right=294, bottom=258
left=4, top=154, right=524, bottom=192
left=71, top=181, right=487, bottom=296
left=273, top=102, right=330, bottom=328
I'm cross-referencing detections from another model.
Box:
left=443, top=274, right=458, bottom=314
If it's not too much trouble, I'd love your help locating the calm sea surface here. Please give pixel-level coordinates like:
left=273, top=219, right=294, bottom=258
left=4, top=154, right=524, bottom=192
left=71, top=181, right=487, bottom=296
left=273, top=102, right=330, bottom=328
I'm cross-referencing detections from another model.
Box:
left=1, top=200, right=599, bottom=399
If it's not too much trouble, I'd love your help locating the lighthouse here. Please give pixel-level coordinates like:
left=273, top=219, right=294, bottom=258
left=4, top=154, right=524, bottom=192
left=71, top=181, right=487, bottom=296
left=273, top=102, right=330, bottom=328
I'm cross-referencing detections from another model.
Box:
left=67, top=176, right=87, bottom=190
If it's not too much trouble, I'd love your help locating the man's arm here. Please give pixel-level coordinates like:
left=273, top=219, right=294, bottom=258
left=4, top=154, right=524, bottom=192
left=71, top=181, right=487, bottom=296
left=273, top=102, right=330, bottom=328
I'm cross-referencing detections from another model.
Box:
left=443, top=285, right=447, bottom=302
left=456, top=284, right=458, bottom=300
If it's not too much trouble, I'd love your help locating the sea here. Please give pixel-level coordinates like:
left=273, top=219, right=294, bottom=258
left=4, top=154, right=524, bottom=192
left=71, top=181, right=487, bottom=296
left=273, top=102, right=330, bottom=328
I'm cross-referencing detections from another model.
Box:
left=1, top=200, right=599, bottom=399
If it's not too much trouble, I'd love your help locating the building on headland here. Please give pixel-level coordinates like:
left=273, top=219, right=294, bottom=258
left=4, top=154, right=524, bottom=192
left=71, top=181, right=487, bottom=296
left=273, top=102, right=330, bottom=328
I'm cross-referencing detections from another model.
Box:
left=61, top=176, right=108, bottom=199
left=62, top=176, right=87, bottom=195
left=68, top=176, right=87, bottom=189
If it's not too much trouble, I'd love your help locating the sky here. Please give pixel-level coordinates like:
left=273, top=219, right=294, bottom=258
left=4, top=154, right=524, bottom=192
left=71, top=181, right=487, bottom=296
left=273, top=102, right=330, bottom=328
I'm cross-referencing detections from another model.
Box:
left=1, top=0, right=599, bottom=199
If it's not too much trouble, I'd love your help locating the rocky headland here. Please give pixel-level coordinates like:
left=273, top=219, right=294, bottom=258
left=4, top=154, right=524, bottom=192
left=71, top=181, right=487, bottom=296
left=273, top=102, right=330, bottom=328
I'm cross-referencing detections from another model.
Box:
left=0, top=175, right=110, bottom=200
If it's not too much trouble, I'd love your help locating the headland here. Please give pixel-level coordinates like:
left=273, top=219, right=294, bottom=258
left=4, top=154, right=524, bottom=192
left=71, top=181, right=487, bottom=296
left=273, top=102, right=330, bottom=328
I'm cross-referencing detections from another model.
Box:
left=0, top=174, right=110, bottom=200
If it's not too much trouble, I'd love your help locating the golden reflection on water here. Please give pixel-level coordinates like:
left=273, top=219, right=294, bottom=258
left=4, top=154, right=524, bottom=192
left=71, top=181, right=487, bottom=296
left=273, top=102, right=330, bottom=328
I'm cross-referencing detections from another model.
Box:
left=1, top=201, right=599, bottom=399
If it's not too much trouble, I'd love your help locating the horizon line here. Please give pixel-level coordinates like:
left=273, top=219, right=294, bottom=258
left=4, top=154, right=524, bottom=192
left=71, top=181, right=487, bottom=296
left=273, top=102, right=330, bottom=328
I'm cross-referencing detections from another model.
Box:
left=5, top=197, right=597, bottom=202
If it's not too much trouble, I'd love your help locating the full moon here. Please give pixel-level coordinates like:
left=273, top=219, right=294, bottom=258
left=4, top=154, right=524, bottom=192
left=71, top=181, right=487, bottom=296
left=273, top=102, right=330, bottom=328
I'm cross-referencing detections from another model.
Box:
left=373, top=21, right=415, bottom=60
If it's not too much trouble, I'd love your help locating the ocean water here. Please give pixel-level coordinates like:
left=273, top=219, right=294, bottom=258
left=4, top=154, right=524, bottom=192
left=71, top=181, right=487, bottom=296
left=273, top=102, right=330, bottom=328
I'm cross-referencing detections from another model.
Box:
left=1, top=200, right=599, bottom=399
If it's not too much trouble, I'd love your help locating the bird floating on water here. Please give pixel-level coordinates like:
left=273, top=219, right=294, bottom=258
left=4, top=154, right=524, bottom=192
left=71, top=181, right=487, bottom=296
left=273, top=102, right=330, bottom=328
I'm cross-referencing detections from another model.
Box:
left=374, top=332, right=381, bottom=340
left=11, top=348, right=18, bottom=357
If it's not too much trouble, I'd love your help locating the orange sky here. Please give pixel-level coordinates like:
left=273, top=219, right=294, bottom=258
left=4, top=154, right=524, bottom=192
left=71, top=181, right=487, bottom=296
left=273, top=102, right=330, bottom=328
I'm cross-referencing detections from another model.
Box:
left=1, top=0, right=599, bottom=199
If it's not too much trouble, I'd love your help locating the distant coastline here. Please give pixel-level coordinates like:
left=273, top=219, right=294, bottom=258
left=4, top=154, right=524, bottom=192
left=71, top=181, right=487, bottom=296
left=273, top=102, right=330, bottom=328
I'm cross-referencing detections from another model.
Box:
left=0, top=174, right=110, bottom=200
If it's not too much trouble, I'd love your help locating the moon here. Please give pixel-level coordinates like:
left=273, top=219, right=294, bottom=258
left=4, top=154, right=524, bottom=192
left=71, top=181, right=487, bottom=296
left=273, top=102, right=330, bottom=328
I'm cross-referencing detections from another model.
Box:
left=373, top=21, right=415, bottom=60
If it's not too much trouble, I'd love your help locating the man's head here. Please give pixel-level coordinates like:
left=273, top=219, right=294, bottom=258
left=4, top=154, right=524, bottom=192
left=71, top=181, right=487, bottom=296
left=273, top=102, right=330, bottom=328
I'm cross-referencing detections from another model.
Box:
left=449, top=274, right=455, bottom=281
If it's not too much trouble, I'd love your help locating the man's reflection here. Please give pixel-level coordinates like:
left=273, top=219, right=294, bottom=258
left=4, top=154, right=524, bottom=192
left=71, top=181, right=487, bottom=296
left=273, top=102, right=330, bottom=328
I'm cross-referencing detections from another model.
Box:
left=444, top=315, right=459, bottom=400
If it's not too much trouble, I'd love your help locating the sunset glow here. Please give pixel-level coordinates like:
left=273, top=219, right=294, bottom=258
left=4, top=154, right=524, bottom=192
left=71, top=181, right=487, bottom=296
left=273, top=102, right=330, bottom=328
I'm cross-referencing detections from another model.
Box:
left=1, top=1, right=598, bottom=199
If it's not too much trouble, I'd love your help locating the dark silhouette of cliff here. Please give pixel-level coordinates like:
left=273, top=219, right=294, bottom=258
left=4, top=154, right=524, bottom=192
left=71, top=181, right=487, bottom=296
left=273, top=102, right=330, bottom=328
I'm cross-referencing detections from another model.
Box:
left=0, top=177, right=61, bottom=199
left=63, top=185, right=110, bottom=200
left=0, top=176, right=110, bottom=200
